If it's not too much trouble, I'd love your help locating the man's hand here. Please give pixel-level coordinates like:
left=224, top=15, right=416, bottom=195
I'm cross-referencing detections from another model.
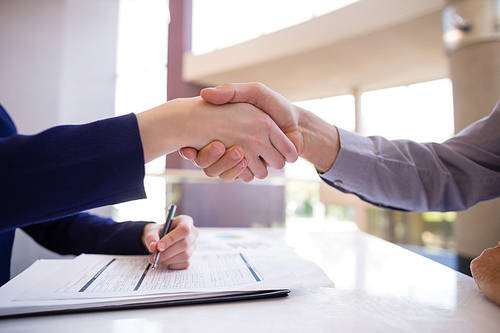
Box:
left=141, top=215, right=198, bottom=270
left=201, top=83, right=304, bottom=153
left=471, top=242, right=500, bottom=306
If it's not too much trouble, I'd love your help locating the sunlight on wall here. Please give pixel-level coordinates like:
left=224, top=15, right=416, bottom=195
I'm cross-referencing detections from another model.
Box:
left=192, top=0, right=360, bottom=55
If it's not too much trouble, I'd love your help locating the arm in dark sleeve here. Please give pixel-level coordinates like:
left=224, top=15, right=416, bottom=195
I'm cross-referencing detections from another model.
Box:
left=0, top=114, right=146, bottom=232
left=320, top=101, right=500, bottom=212
left=21, top=213, right=150, bottom=255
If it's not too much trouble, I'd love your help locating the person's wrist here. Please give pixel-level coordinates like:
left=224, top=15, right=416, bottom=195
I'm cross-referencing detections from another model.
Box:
left=136, top=99, right=200, bottom=163
left=167, top=97, right=202, bottom=147
left=297, top=107, right=339, bottom=173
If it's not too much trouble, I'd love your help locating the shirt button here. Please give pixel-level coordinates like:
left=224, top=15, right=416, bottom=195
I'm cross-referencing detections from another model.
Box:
left=333, top=179, right=343, bottom=186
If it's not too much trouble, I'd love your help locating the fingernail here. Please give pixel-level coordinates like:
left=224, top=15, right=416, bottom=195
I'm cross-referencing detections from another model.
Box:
left=158, top=243, right=166, bottom=251
left=210, top=145, right=223, bottom=156
left=231, top=149, right=242, bottom=160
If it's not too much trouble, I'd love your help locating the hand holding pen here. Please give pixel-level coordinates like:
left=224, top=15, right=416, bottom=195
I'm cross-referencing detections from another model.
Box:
left=141, top=204, right=199, bottom=270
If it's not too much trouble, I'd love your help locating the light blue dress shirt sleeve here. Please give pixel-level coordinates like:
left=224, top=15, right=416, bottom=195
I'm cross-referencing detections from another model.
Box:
left=320, top=101, right=500, bottom=212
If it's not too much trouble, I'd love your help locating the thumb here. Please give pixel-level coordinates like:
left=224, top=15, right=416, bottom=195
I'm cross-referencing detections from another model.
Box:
left=179, top=147, right=198, bottom=160
left=201, top=84, right=235, bottom=105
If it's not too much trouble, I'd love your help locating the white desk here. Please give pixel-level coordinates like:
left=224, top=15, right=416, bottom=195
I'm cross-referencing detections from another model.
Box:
left=1, top=227, right=499, bottom=332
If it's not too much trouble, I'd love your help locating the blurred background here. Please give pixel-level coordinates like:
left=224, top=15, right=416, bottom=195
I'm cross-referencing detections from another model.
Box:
left=1, top=0, right=499, bottom=278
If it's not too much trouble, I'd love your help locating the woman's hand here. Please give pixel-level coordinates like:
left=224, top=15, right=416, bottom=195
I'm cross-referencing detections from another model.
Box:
left=179, top=141, right=254, bottom=182
left=141, top=215, right=198, bottom=270
left=136, top=96, right=297, bottom=179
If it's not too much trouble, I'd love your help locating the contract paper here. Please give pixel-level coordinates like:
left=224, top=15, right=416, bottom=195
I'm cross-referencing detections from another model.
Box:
left=26, top=252, right=266, bottom=300
left=0, top=229, right=333, bottom=316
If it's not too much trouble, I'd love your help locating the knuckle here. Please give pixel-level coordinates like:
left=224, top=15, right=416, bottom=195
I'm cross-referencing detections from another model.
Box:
left=177, top=223, right=190, bottom=236
left=253, top=82, right=267, bottom=93
left=166, top=233, right=176, bottom=245
left=179, top=239, right=189, bottom=249
left=178, top=214, right=193, bottom=224
left=256, top=116, right=272, bottom=132
left=250, top=136, right=266, bottom=148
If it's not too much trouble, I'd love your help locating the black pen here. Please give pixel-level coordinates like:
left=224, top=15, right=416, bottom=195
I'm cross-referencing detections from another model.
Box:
left=152, top=204, right=177, bottom=270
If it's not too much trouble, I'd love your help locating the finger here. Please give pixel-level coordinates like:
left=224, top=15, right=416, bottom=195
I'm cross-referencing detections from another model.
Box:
left=168, top=262, right=190, bottom=270
left=204, top=146, right=244, bottom=177
left=179, top=147, right=198, bottom=160
left=194, top=141, right=226, bottom=168
left=257, top=135, right=286, bottom=170
left=219, top=158, right=247, bottom=181
left=143, top=224, right=160, bottom=253
left=161, top=251, right=192, bottom=266
left=268, top=121, right=298, bottom=163
left=237, top=168, right=254, bottom=182
left=201, top=83, right=283, bottom=117
left=260, top=148, right=286, bottom=170
left=156, top=216, right=193, bottom=252
left=157, top=237, right=194, bottom=263
left=200, top=84, right=235, bottom=105
left=246, top=155, right=268, bottom=179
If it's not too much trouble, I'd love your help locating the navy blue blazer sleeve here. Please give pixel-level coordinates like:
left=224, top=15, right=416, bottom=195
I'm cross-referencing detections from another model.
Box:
left=0, top=114, right=147, bottom=232
left=21, top=213, right=150, bottom=255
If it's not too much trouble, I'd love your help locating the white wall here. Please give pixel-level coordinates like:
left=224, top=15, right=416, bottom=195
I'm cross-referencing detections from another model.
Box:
left=0, top=0, right=120, bottom=277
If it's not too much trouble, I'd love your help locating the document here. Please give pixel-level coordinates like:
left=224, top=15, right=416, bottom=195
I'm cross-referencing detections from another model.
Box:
left=0, top=229, right=333, bottom=317
left=21, top=252, right=270, bottom=300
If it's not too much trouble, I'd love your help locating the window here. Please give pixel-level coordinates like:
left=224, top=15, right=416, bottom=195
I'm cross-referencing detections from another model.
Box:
left=285, top=95, right=357, bottom=231
left=287, top=95, right=355, bottom=180
left=361, top=79, right=454, bottom=142
left=113, top=0, right=169, bottom=223
left=360, top=79, right=456, bottom=252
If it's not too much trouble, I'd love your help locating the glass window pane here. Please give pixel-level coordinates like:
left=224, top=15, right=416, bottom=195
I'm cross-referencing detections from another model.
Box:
left=286, top=94, right=355, bottom=180
left=361, top=79, right=454, bottom=142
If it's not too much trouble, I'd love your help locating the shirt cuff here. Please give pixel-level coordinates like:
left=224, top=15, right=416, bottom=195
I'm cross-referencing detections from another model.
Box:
left=319, top=128, right=375, bottom=192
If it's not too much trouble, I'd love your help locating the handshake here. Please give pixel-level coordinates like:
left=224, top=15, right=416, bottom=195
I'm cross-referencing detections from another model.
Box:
left=169, top=82, right=341, bottom=181
left=137, top=82, right=341, bottom=181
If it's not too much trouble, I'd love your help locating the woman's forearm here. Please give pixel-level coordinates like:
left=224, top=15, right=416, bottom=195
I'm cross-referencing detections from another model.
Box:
left=136, top=100, right=195, bottom=163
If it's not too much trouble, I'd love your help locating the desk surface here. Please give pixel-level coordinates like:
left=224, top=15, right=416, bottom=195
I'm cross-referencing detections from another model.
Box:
left=1, top=226, right=499, bottom=332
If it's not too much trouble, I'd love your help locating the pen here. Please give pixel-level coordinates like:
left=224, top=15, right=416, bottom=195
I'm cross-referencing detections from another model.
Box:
left=152, top=204, right=177, bottom=270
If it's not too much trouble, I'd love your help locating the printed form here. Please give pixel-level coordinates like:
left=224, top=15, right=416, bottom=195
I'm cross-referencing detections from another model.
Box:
left=18, top=251, right=268, bottom=300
